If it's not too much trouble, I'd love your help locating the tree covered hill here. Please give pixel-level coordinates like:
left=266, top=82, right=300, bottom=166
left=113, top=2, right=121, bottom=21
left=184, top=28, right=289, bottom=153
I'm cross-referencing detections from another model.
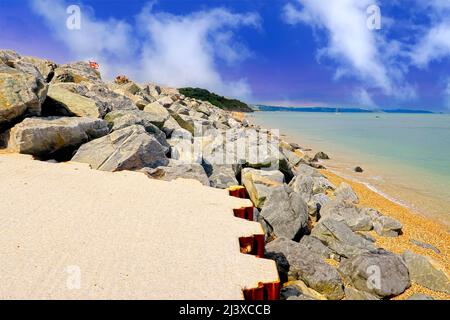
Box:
left=178, top=87, right=254, bottom=113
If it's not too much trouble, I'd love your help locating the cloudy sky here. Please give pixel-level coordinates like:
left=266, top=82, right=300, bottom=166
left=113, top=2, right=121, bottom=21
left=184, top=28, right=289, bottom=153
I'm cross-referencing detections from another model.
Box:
left=1, top=0, right=450, bottom=111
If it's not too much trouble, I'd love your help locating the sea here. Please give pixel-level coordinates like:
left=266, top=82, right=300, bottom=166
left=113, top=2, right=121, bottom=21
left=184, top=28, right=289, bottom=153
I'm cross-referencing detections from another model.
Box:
left=250, top=111, right=450, bottom=228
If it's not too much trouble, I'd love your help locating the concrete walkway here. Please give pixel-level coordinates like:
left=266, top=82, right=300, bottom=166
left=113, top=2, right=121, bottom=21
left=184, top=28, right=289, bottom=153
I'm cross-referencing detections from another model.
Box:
left=0, top=154, right=278, bottom=299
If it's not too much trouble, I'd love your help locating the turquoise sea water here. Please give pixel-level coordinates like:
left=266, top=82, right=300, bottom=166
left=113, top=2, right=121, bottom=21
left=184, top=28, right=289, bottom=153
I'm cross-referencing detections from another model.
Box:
left=251, top=112, right=450, bottom=226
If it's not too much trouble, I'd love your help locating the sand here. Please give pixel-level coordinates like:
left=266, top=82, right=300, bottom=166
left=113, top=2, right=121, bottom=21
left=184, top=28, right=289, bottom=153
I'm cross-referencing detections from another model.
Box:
left=0, top=154, right=279, bottom=300
left=322, top=170, right=450, bottom=300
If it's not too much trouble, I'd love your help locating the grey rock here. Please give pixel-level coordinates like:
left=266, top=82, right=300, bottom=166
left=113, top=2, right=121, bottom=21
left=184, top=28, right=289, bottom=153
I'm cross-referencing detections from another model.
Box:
left=402, top=250, right=450, bottom=294
left=0, top=50, right=21, bottom=64
left=294, top=164, right=323, bottom=178
left=81, top=83, right=138, bottom=113
left=260, top=185, right=309, bottom=240
left=266, top=237, right=344, bottom=300
left=334, top=182, right=359, bottom=204
left=282, top=148, right=308, bottom=167
left=143, top=83, right=162, bottom=99
left=19, top=56, right=57, bottom=81
left=241, top=168, right=285, bottom=208
left=373, top=216, right=402, bottom=237
left=104, top=110, right=169, bottom=149
left=289, top=175, right=314, bottom=202
left=289, top=175, right=334, bottom=203
left=45, top=83, right=104, bottom=118
left=156, top=95, right=174, bottom=108
left=344, top=286, right=379, bottom=300
left=308, top=193, right=330, bottom=219
left=161, top=115, right=182, bottom=137
left=143, top=101, right=171, bottom=128
left=141, top=160, right=210, bottom=186
left=299, top=235, right=333, bottom=259
left=72, top=125, right=169, bottom=171
left=319, top=200, right=373, bottom=231
left=7, top=117, right=108, bottom=156
left=338, top=250, right=410, bottom=298
left=313, top=151, right=330, bottom=161
left=410, top=239, right=440, bottom=254
left=311, top=218, right=376, bottom=258
left=207, top=165, right=239, bottom=189
left=50, top=61, right=102, bottom=84
left=0, top=62, right=47, bottom=125
left=354, top=166, right=364, bottom=173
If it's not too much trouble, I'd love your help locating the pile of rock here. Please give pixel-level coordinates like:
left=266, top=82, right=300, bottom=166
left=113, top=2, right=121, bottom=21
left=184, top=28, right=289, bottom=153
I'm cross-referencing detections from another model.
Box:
left=1, top=50, right=448, bottom=300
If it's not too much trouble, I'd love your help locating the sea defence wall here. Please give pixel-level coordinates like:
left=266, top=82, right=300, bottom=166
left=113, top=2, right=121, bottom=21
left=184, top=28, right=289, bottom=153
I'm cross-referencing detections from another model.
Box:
left=0, top=154, right=279, bottom=300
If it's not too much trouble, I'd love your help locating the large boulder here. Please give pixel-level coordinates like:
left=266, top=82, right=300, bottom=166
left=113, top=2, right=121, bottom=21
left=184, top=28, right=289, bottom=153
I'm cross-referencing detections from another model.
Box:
left=373, top=216, right=403, bottom=237
left=402, top=250, right=450, bottom=293
left=79, top=83, right=138, bottom=113
left=338, top=250, right=410, bottom=298
left=140, top=160, right=210, bottom=186
left=109, top=81, right=155, bottom=110
left=207, top=165, right=239, bottom=189
left=50, top=62, right=102, bottom=84
left=45, top=84, right=104, bottom=118
left=319, top=200, right=373, bottom=231
left=143, top=101, right=170, bottom=128
left=293, top=164, right=323, bottom=178
left=334, top=182, right=359, bottom=204
left=19, top=56, right=57, bottom=81
left=241, top=168, right=285, bottom=208
left=104, top=110, right=169, bottom=149
left=311, top=218, right=377, bottom=259
left=0, top=63, right=47, bottom=126
left=72, top=125, right=169, bottom=171
left=289, top=170, right=335, bottom=197
left=266, top=237, right=345, bottom=300
left=298, top=235, right=333, bottom=260
left=260, top=185, right=309, bottom=240
left=44, top=83, right=138, bottom=117
left=7, top=117, right=108, bottom=156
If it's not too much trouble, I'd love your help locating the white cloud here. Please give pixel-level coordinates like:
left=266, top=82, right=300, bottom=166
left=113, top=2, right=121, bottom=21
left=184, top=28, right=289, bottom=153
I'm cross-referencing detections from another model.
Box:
left=282, top=0, right=395, bottom=95
left=354, top=88, right=377, bottom=109
left=30, top=0, right=259, bottom=100
left=137, top=6, right=259, bottom=99
left=411, top=22, right=450, bottom=67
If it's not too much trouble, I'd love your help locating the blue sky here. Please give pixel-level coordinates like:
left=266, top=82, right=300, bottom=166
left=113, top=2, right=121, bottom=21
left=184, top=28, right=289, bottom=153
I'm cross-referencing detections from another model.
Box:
left=1, top=0, right=450, bottom=111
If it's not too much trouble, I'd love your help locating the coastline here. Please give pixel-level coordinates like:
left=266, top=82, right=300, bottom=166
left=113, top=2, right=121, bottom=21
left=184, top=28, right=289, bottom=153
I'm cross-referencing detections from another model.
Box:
left=244, top=112, right=450, bottom=300
left=248, top=112, right=450, bottom=230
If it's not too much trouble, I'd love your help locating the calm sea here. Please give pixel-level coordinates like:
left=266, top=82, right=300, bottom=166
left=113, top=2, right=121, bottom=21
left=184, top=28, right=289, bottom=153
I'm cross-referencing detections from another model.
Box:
left=251, top=112, right=450, bottom=227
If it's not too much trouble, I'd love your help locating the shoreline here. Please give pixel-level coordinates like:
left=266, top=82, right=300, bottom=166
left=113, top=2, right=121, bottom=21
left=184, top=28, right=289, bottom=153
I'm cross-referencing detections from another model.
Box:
left=248, top=112, right=450, bottom=230
left=243, top=112, right=450, bottom=299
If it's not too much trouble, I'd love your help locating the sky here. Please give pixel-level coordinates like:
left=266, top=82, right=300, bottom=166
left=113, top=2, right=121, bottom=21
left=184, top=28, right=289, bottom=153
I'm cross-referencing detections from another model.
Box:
left=1, top=0, right=450, bottom=111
